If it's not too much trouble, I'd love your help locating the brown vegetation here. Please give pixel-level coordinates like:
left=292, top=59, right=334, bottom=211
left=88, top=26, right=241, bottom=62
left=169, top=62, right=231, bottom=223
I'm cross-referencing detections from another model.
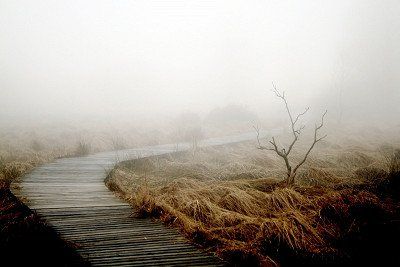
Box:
left=0, top=117, right=254, bottom=266
left=0, top=130, right=96, bottom=266
left=107, top=138, right=400, bottom=266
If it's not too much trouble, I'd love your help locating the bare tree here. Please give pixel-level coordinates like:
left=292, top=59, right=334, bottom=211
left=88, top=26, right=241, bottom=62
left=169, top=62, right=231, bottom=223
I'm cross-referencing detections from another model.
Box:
left=255, top=83, right=327, bottom=185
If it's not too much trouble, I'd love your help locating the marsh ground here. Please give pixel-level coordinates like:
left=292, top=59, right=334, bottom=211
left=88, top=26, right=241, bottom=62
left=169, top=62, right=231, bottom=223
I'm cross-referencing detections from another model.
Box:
left=107, top=132, right=400, bottom=266
left=0, top=117, right=250, bottom=266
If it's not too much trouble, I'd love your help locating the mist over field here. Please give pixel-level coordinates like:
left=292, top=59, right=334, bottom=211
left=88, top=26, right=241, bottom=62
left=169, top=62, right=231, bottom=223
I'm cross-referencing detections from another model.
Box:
left=0, top=0, right=399, bottom=132
left=2, top=2, right=400, bottom=267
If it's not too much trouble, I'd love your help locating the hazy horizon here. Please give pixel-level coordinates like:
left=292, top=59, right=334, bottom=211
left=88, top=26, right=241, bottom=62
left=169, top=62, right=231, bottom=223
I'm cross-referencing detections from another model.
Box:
left=1, top=0, right=399, bottom=127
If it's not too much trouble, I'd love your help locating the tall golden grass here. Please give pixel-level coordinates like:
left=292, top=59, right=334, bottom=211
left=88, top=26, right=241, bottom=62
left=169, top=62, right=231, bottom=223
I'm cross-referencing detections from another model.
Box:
left=106, top=138, right=400, bottom=266
left=0, top=116, right=255, bottom=188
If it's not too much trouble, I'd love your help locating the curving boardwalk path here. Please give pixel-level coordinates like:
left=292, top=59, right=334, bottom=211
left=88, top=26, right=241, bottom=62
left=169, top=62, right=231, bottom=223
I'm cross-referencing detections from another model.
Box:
left=12, top=133, right=259, bottom=266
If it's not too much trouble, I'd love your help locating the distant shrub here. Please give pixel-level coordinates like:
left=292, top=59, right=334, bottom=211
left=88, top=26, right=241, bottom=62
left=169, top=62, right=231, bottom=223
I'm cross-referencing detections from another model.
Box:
left=111, top=136, right=127, bottom=150
left=205, top=104, right=258, bottom=127
left=171, top=112, right=204, bottom=143
left=74, top=141, right=91, bottom=156
left=30, top=140, right=44, bottom=152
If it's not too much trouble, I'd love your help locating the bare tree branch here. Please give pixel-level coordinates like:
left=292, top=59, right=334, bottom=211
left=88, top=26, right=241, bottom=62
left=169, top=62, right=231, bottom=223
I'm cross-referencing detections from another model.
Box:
left=254, top=125, right=273, bottom=150
left=254, top=125, right=264, bottom=149
left=256, top=83, right=328, bottom=185
left=292, top=110, right=327, bottom=177
left=293, top=107, right=310, bottom=125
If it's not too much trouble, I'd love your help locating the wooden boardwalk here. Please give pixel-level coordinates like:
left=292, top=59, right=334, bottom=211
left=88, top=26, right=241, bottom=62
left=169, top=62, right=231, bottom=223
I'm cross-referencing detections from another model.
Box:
left=13, top=133, right=258, bottom=266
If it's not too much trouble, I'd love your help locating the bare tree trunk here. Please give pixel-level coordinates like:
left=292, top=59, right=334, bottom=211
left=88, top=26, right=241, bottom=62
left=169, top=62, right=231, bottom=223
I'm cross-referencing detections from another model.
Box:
left=255, top=83, right=327, bottom=186
left=286, top=172, right=296, bottom=186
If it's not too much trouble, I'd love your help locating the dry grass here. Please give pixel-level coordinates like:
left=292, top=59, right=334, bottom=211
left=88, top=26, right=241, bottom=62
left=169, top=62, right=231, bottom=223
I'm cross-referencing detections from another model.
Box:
left=0, top=116, right=254, bottom=189
left=107, top=138, right=400, bottom=266
left=0, top=151, right=55, bottom=189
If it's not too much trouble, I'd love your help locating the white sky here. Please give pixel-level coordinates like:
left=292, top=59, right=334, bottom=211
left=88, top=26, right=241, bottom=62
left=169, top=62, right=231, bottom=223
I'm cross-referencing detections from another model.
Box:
left=0, top=0, right=399, bottom=122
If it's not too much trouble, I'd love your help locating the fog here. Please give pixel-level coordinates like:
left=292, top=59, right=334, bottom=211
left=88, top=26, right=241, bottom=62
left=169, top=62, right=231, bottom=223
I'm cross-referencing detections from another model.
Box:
left=1, top=0, right=399, bottom=129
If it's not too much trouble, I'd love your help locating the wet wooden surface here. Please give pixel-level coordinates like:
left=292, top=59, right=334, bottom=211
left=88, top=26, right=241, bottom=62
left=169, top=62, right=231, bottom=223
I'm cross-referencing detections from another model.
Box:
left=13, top=133, right=258, bottom=266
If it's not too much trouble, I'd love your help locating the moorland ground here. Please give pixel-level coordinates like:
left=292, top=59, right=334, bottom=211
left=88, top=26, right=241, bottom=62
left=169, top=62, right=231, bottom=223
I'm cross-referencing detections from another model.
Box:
left=0, top=126, right=97, bottom=266
left=0, top=114, right=250, bottom=266
left=0, top=121, right=167, bottom=267
left=107, top=129, right=400, bottom=266
left=2, top=119, right=399, bottom=266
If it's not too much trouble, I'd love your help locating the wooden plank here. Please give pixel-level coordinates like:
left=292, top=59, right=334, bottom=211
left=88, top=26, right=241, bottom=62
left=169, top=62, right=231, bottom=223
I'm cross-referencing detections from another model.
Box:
left=11, top=132, right=258, bottom=266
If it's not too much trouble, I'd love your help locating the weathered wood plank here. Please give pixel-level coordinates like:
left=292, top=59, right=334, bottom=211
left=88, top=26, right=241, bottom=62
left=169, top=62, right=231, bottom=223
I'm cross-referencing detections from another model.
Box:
left=12, top=132, right=258, bottom=266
